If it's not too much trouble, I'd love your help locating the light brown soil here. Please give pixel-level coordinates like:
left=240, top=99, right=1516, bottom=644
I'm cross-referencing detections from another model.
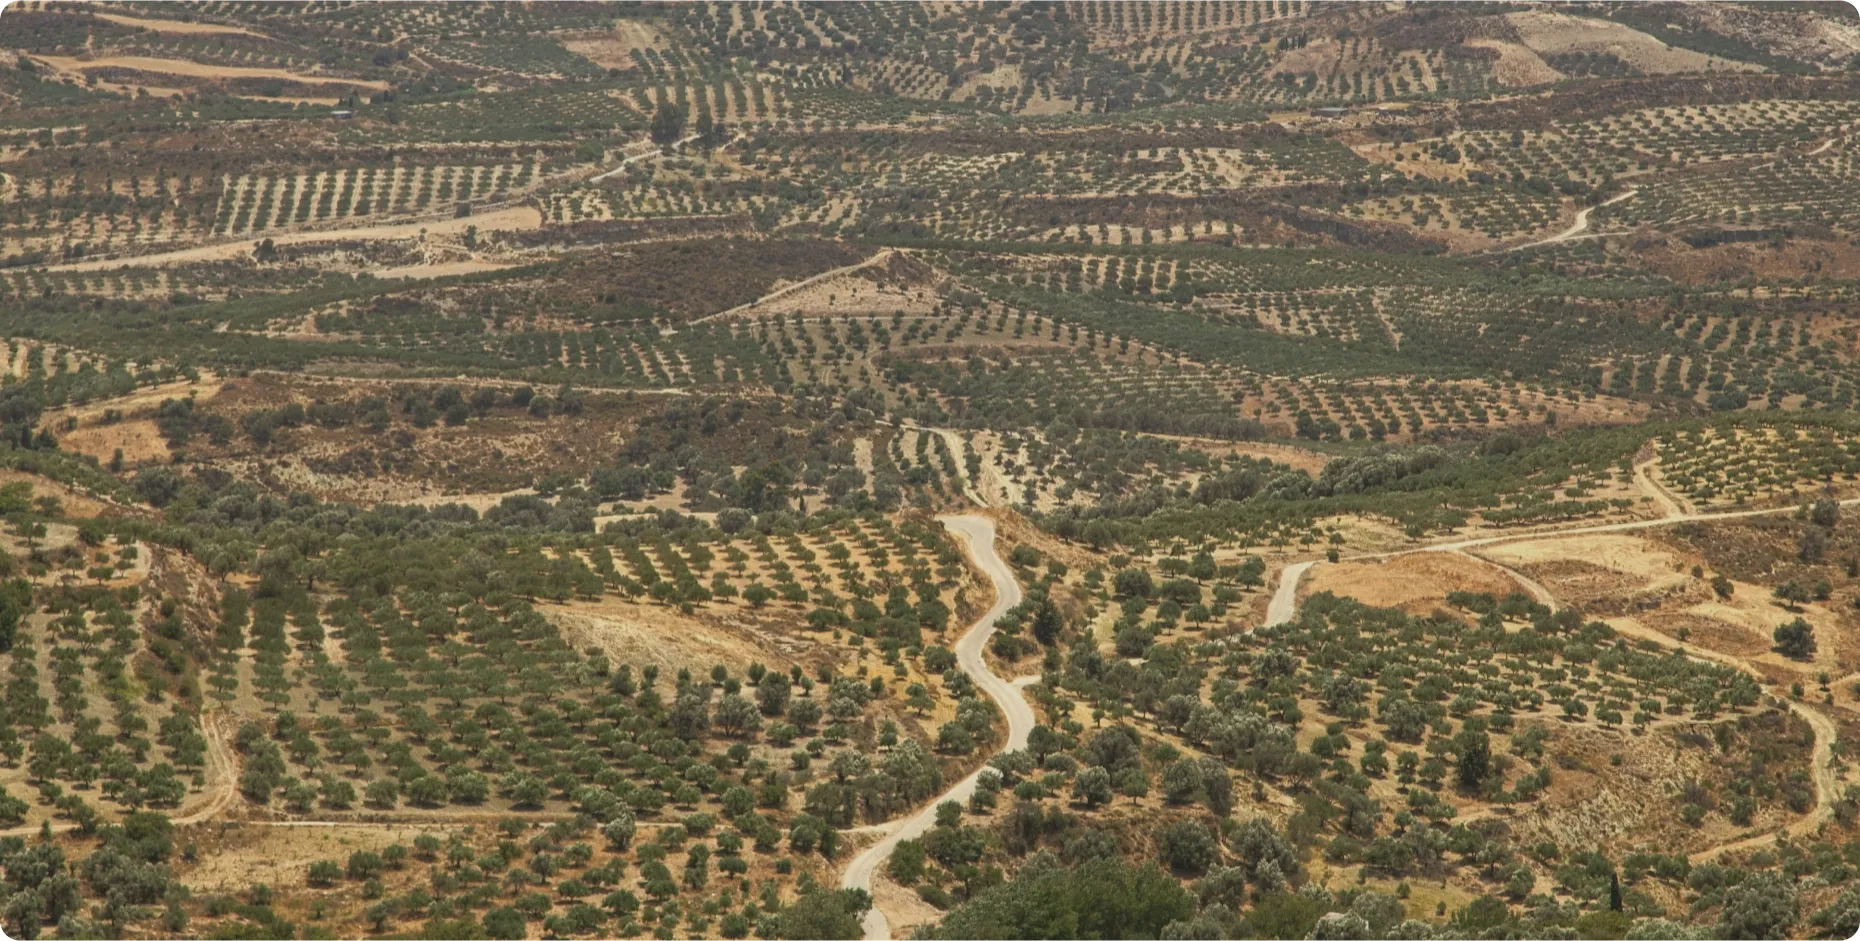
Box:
left=1143, top=435, right=1333, bottom=476
left=1613, top=585, right=1846, bottom=680
left=180, top=822, right=434, bottom=896
left=47, top=206, right=542, bottom=273
left=42, top=375, right=222, bottom=427
left=88, top=11, right=267, bottom=36
left=372, top=259, right=517, bottom=280
left=1692, top=3, right=1860, bottom=69
left=1486, top=531, right=1844, bottom=676
left=30, top=54, right=390, bottom=90
left=870, top=873, right=943, bottom=938
left=1301, top=551, right=1522, bottom=613
left=1269, top=37, right=1346, bottom=80
left=542, top=595, right=812, bottom=677
left=57, top=418, right=171, bottom=468
left=1505, top=715, right=1810, bottom=858
left=1505, top=10, right=1762, bottom=75
left=1465, top=39, right=1564, bottom=88
left=749, top=269, right=942, bottom=318
left=559, top=20, right=666, bottom=71
left=1634, top=235, right=1860, bottom=286
left=1640, top=610, right=1773, bottom=660
left=1483, top=533, right=1689, bottom=587
left=0, top=469, right=123, bottom=519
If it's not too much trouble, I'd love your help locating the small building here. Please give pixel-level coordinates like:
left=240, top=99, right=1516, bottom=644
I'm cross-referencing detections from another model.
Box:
left=330, top=109, right=353, bottom=120
left=1309, top=106, right=1350, bottom=119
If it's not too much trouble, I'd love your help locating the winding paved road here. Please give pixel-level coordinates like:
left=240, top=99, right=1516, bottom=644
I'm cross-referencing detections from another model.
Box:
left=839, top=514, right=1032, bottom=941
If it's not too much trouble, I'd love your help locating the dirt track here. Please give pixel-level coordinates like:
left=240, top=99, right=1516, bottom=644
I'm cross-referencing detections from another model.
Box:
left=30, top=54, right=389, bottom=90
left=1509, top=187, right=1638, bottom=251
left=1277, top=490, right=1854, bottom=862
left=88, top=12, right=267, bottom=37
left=1, top=711, right=235, bottom=838
left=693, top=249, right=897, bottom=324
left=44, top=206, right=542, bottom=273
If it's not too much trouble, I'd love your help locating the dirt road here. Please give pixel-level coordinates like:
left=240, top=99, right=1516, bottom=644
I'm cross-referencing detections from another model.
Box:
left=588, top=132, right=703, bottom=182
left=30, top=54, right=388, bottom=90
left=839, top=514, right=1030, bottom=941
left=1, top=711, right=235, bottom=838
left=1273, top=493, right=1851, bottom=863
left=1634, top=450, right=1690, bottom=518
left=1459, top=549, right=1841, bottom=862
left=693, top=249, right=897, bottom=324
left=1400, top=495, right=1860, bottom=559
left=1266, top=560, right=1313, bottom=627
left=243, top=368, right=691, bottom=396
left=45, top=206, right=543, bottom=273
left=1510, top=187, right=1637, bottom=251
left=88, top=11, right=267, bottom=36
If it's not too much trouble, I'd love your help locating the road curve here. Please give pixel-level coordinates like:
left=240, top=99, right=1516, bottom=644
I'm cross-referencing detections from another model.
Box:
left=44, top=205, right=544, bottom=273
left=693, top=249, right=897, bottom=324
left=0, top=712, right=235, bottom=838
left=840, top=514, right=1031, bottom=941
left=1509, top=187, right=1638, bottom=251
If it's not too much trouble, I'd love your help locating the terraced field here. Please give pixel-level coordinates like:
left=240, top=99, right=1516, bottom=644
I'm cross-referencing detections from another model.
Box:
left=3, top=2, right=1860, bottom=940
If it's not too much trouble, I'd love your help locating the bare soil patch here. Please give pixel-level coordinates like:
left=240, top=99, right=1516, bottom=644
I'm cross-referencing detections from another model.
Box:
left=870, top=873, right=943, bottom=939
left=1482, top=533, right=1690, bottom=610
left=1693, top=2, right=1860, bottom=70
left=181, top=822, right=433, bottom=896
left=558, top=20, right=665, bottom=71
left=31, top=54, right=389, bottom=90
left=88, top=11, right=266, bottom=36
left=0, top=469, right=121, bottom=519
left=1464, top=39, right=1563, bottom=87
left=1633, top=234, right=1860, bottom=286
left=58, top=418, right=171, bottom=468
left=47, top=206, right=542, bottom=273
left=1488, top=528, right=1848, bottom=675
left=749, top=255, right=944, bottom=318
left=1302, top=551, right=1521, bottom=614
left=1640, top=610, right=1772, bottom=660
left=373, top=259, right=517, bottom=280
left=1506, top=712, right=1811, bottom=858
left=43, top=375, right=223, bottom=427
left=164, top=374, right=652, bottom=502
left=1147, top=435, right=1334, bottom=476
left=1505, top=11, right=1761, bottom=74
left=543, top=596, right=813, bottom=677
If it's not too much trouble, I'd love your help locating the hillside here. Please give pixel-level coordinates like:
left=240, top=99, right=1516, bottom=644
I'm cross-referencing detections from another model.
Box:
left=2, top=2, right=1860, bottom=940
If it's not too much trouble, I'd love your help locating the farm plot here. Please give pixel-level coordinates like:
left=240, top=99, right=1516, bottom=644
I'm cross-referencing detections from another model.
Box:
left=1599, top=147, right=1860, bottom=234
left=1569, top=100, right=1860, bottom=166
left=213, top=159, right=542, bottom=236
left=1657, top=423, right=1860, bottom=508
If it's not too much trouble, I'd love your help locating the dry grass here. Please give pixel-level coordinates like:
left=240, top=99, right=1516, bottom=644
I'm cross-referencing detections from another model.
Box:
left=30, top=54, right=390, bottom=90
left=1302, top=551, right=1522, bottom=613
left=1506, top=11, right=1762, bottom=75
left=542, top=594, right=814, bottom=677
left=558, top=20, right=666, bottom=71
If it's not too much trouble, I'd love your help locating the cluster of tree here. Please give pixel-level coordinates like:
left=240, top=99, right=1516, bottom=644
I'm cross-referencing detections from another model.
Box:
left=2, top=812, right=178, bottom=940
